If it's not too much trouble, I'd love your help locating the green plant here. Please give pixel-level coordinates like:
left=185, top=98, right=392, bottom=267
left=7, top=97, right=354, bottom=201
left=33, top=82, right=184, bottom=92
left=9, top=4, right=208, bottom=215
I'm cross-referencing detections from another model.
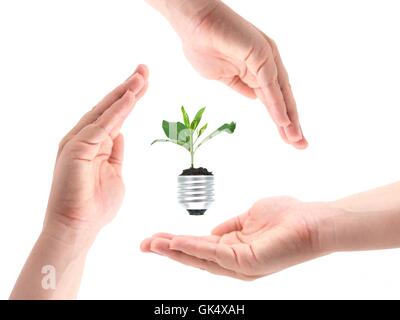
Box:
left=151, top=106, right=236, bottom=168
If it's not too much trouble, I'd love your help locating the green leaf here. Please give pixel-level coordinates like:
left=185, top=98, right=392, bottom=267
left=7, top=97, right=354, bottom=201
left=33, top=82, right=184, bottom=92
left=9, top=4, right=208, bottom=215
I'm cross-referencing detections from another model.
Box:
left=190, top=107, right=206, bottom=130
left=178, top=128, right=194, bottom=145
left=162, top=120, right=187, bottom=140
left=151, top=138, right=190, bottom=151
left=217, top=121, right=236, bottom=134
left=151, top=139, right=169, bottom=145
left=181, top=106, right=190, bottom=128
left=196, top=121, right=236, bottom=150
left=197, top=123, right=208, bottom=138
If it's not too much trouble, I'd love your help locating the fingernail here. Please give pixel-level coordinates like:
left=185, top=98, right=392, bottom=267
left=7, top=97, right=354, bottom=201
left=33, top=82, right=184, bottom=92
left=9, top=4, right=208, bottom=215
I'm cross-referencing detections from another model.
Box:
left=294, top=139, right=308, bottom=150
left=271, top=107, right=291, bottom=127
left=285, top=124, right=302, bottom=142
left=129, top=74, right=144, bottom=95
left=151, top=240, right=170, bottom=254
left=140, top=239, right=152, bottom=252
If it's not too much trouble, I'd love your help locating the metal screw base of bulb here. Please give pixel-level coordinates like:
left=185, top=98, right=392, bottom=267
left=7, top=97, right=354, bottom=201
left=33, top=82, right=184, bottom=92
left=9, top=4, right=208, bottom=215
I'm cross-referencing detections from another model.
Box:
left=187, top=209, right=207, bottom=216
left=178, top=175, right=214, bottom=215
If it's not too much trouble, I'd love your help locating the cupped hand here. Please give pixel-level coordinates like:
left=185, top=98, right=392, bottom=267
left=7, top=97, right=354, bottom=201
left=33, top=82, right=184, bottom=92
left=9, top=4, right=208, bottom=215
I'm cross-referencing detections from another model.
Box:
left=141, top=197, right=343, bottom=280
left=45, top=65, right=149, bottom=233
left=165, top=0, right=307, bottom=148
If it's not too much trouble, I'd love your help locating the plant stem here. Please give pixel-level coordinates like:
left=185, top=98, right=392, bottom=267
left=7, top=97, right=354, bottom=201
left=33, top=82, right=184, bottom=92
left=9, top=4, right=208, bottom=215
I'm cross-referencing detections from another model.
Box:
left=190, top=131, right=194, bottom=168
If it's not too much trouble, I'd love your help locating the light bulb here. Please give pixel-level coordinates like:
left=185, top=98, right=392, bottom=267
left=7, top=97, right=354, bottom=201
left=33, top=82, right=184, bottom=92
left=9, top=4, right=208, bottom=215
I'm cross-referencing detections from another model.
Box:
left=177, top=175, right=215, bottom=215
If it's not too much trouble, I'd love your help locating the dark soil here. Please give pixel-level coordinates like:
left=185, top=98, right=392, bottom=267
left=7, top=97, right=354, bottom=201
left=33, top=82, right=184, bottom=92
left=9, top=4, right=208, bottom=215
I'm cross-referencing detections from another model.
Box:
left=187, top=209, right=206, bottom=215
left=180, top=167, right=213, bottom=176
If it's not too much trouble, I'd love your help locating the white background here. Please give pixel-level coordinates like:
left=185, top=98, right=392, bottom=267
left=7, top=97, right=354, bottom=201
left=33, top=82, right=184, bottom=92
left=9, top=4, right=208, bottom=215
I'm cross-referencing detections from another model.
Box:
left=1, top=0, right=400, bottom=299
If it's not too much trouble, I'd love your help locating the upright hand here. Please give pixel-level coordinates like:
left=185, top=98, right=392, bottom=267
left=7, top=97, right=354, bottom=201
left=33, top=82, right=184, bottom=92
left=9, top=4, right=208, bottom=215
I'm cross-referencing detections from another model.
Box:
left=11, top=65, right=149, bottom=299
left=45, top=65, right=149, bottom=233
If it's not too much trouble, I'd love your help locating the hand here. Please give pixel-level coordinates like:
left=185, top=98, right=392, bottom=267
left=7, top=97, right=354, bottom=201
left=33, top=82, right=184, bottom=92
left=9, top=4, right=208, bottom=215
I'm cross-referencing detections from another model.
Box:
left=44, top=65, right=149, bottom=234
left=10, top=67, right=148, bottom=299
left=141, top=197, right=344, bottom=280
left=149, top=0, right=307, bottom=148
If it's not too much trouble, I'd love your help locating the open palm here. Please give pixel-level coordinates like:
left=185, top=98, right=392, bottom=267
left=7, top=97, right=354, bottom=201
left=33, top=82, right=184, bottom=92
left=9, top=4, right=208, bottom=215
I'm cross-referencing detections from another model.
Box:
left=142, top=197, right=342, bottom=280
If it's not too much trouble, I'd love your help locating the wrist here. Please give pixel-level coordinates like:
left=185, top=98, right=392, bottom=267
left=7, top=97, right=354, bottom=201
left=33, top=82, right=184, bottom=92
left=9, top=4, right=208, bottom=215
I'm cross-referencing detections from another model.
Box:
left=146, top=0, right=220, bottom=31
left=42, top=216, right=99, bottom=255
left=146, top=0, right=216, bottom=14
left=312, top=201, right=352, bottom=254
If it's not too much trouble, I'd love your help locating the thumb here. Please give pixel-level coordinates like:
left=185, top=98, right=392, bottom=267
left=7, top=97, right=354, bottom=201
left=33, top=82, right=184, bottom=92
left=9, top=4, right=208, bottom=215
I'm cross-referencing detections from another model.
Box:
left=109, top=134, right=124, bottom=176
left=212, top=212, right=249, bottom=236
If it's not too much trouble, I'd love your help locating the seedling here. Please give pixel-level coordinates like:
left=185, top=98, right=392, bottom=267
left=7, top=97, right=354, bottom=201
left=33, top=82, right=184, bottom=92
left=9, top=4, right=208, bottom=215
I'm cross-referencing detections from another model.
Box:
left=152, top=106, right=236, bottom=215
left=152, top=106, right=236, bottom=168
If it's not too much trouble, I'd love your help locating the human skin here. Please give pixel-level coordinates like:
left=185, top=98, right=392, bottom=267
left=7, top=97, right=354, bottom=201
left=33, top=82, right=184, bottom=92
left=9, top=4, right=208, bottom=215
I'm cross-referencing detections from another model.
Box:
left=146, top=0, right=307, bottom=149
left=141, top=182, right=400, bottom=280
left=10, top=65, right=149, bottom=299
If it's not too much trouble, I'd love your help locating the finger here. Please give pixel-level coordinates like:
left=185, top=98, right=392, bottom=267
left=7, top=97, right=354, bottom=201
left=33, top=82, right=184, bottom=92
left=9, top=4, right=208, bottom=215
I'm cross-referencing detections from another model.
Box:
left=136, top=81, right=148, bottom=100
left=95, top=89, right=138, bottom=134
left=135, top=64, right=149, bottom=100
left=65, top=72, right=145, bottom=139
left=274, top=53, right=303, bottom=143
left=141, top=233, right=220, bottom=252
left=140, top=238, right=154, bottom=252
left=109, top=134, right=124, bottom=175
left=69, top=89, right=137, bottom=150
left=152, top=233, right=221, bottom=243
left=141, top=233, right=177, bottom=253
left=255, top=84, right=289, bottom=127
left=169, top=237, right=241, bottom=273
left=292, top=137, right=309, bottom=149
left=135, top=64, right=149, bottom=80
left=151, top=232, right=174, bottom=240
left=58, top=71, right=146, bottom=157
left=245, top=36, right=290, bottom=127
left=278, top=126, right=290, bottom=144
left=222, top=76, right=256, bottom=99
left=212, top=212, right=249, bottom=236
left=282, top=90, right=302, bottom=144
left=170, top=237, right=220, bottom=262
left=109, top=67, right=147, bottom=108
left=149, top=238, right=252, bottom=280
left=284, top=123, right=302, bottom=144
left=278, top=125, right=308, bottom=149
left=62, top=123, right=109, bottom=161
left=255, top=60, right=290, bottom=127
